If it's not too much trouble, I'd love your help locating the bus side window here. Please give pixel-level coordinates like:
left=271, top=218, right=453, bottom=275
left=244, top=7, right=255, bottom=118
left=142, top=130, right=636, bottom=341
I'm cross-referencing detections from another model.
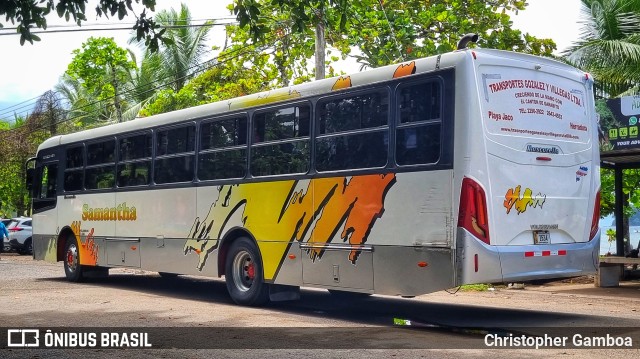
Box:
left=396, top=81, right=442, bottom=166
left=154, top=125, right=196, bottom=184
left=45, top=165, right=57, bottom=198
left=38, top=164, right=58, bottom=199
left=64, top=146, right=84, bottom=192
left=251, top=105, right=310, bottom=177
left=118, top=133, right=152, bottom=187
left=199, top=116, right=248, bottom=180
left=315, top=90, right=389, bottom=172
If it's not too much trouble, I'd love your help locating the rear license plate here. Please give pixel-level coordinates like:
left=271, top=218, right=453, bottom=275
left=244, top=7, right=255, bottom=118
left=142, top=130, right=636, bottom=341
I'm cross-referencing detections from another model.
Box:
left=533, top=230, right=550, bottom=245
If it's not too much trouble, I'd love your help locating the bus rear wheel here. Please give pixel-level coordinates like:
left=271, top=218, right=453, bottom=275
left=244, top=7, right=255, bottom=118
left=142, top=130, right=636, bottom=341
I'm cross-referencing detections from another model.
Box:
left=64, top=234, right=84, bottom=282
left=225, top=237, right=269, bottom=306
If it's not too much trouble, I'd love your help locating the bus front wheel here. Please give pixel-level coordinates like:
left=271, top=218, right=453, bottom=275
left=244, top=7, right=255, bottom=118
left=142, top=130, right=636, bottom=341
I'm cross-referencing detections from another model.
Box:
left=64, top=234, right=84, bottom=282
left=224, top=237, right=269, bottom=306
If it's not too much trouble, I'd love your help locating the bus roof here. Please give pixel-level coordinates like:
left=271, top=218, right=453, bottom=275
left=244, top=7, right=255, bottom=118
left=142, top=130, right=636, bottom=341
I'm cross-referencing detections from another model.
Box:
left=37, top=47, right=582, bottom=152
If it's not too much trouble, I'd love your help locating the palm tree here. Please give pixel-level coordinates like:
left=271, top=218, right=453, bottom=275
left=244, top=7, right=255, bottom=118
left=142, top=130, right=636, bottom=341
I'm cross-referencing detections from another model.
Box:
left=563, top=0, right=640, bottom=97
left=55, top=74, right=112, bottom=128
left=120, top=49, right=164, bottom=120
left=132, top=3, right=214, bottom=93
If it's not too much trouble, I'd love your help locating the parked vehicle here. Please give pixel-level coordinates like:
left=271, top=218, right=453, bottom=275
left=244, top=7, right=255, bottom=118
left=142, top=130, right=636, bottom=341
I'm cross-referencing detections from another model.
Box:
left=7, top=217, right=33, bottom=255
left=27, top=42, right=600, bottom=306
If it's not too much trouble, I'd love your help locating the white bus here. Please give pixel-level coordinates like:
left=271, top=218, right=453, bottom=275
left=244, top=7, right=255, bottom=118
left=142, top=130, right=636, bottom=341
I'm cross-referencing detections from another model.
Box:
left=27, top=43, right=600, bottom=306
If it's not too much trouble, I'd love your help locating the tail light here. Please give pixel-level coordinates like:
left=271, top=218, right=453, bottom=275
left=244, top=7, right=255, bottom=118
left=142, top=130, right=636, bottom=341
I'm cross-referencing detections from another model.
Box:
left=589, top=190, right=600, bottom=241
left=9, top=228, right=23, bottom=232
left=458, top=177, right=490, bottom=245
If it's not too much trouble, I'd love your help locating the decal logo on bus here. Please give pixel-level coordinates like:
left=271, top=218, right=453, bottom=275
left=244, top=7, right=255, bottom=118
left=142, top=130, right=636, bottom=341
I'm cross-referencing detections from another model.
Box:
left=526, top=145, right=559, bottom=154
left=184, top=174, right=396, bottom=278
left=503, top=185, right=546, bottom=215
left=81, top=202, right=137, bottom=221
left=332, top=76, right=352, bottom=90
left=576, top=166, right=588, bottom=182
left=393, top=61, right=416, bottom=78
left=71, top=221, right=99, bottom=266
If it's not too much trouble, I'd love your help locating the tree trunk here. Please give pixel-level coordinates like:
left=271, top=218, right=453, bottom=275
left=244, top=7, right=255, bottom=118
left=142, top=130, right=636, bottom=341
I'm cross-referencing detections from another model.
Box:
left=315, top=6, right=325, bottom=80
left=112, top=69, right=123, bottom=123
left=47, top=100, right=57, bottom=135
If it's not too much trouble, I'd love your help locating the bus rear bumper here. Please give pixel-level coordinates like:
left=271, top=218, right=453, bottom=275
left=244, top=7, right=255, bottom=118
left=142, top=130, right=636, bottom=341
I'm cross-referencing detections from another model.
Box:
left=498, top=232, right=600, bottom=283
left=457, top=228, right=600, bottom=285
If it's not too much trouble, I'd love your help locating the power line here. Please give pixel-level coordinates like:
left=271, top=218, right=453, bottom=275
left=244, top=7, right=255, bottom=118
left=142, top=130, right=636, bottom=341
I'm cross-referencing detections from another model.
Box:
left=0, top=21, right=237, bottom=36
left=0, top=18, right=241, bottom=118
left=0, top=33, right=284, bottom=140
left=0, top=95, right=43, bottom=119
left=0, top=17, right=237, bottom=31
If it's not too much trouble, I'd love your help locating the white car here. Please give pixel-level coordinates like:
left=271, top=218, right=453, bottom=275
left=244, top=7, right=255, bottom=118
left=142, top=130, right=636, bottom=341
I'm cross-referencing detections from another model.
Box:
left=7, top=217, right=33, bottom=255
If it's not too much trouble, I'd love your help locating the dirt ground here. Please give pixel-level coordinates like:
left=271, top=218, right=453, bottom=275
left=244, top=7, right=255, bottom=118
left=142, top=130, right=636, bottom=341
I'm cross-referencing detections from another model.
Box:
left=1, top=253, right=639, bottom=358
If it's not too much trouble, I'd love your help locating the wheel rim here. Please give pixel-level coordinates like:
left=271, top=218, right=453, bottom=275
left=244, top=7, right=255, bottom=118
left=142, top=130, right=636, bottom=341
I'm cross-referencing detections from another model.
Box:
left=66, top=243, right=79, bottom=273
left=232, top=250, right=255, bottom=292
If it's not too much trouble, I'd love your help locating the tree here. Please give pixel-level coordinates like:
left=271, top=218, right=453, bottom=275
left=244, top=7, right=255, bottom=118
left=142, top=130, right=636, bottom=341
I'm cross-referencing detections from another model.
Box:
left=140, top=3, right=326, bottom=116
left=0, top=116, right=41, bottom=217
left=221, top=13, right=321, bottom=87
left=124, top=3, right=215, bottom=118
left=563, top=0, right=640, bottom=97
left=338, top=0, right=555, bottom=68
left=234, top=0, right=348, bottom=41
left=234, top=0, right=556, bottom=73
left=140, top=46, right=278, bottom=116
left=599, top=167, right=640, bottom=254
left=55, top=73, right=111, bottom=128
left=66, top=37, right=136, bottom=123
left=31, top=91, right=66, bottom=136
left=147, top=3, right=214, bottom=92
left=574, top=1, right=640, bottom=254
left=0, top=0, right=168, bottom=51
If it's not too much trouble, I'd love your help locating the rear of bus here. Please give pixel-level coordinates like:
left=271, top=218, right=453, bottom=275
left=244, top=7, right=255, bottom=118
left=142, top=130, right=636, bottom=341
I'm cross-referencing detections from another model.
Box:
left=456, top=49, right=600, bottom=285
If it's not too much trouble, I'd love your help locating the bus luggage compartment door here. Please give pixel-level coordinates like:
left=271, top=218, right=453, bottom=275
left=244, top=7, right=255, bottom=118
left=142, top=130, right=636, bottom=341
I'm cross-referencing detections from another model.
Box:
left=299, top=243, right=374, bottom=291
left=106, top=237, right=141, bottom=267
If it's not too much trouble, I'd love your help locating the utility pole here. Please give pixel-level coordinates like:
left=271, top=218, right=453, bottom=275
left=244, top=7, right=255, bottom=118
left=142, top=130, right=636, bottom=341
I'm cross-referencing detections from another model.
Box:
left=315, top=4, right=326, bottom=80
left=112, top=68, right=123, bottom=123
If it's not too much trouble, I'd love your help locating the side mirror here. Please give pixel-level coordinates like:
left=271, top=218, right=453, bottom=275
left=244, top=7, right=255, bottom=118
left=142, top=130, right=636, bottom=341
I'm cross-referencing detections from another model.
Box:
left=26, top=167, right=34, bottom=192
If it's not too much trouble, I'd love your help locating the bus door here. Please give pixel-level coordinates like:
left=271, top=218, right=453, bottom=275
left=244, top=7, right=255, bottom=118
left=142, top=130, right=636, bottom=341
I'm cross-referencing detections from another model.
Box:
left=31, top=157, right=59, bottom=261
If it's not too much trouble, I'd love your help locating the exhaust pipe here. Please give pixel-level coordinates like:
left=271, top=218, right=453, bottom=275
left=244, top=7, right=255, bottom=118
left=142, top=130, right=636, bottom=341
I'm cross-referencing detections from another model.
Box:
left=457, top=33, right=479, bottom=50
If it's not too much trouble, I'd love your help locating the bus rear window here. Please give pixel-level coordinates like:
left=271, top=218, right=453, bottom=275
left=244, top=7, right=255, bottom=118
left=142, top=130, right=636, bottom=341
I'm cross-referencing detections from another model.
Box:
left=479, top=65, right=590, bottom=145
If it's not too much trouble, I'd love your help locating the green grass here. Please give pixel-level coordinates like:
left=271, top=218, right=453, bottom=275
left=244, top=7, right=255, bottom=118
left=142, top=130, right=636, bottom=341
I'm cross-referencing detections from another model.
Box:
left=459, top=283, right=493, bottom=291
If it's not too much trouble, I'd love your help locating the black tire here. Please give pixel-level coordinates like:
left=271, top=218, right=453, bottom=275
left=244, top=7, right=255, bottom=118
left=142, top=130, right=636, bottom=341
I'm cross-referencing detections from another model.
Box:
left=224, top=237, right=270, bottom=306
left=64, top=234, right=84, bottom=282
left=19, top=238, right=32, bottom=256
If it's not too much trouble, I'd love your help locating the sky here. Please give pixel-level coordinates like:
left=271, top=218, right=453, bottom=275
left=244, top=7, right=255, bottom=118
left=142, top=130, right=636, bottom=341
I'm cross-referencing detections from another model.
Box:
left=0, top=0, right=585, bottom=120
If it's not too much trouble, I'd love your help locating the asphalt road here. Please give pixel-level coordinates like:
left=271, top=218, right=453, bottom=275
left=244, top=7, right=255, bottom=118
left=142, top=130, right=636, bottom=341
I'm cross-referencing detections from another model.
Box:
left=0, top=253, right=639, bottom=358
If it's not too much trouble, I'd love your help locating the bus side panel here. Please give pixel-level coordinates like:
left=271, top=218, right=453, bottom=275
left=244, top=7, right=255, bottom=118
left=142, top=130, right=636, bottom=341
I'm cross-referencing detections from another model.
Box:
left=57, top=193, right=115, bottom=267
left=373, top=246, right=454, bottom=296
left=370, top=171, right=454, bottom=247
left=184, top=173, right=456, bottom=295
left=189, top=180, right=309, bottom=283
left=115, top=187, right=204, bottom=276
left=369, top=171, right=456, bottom=295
